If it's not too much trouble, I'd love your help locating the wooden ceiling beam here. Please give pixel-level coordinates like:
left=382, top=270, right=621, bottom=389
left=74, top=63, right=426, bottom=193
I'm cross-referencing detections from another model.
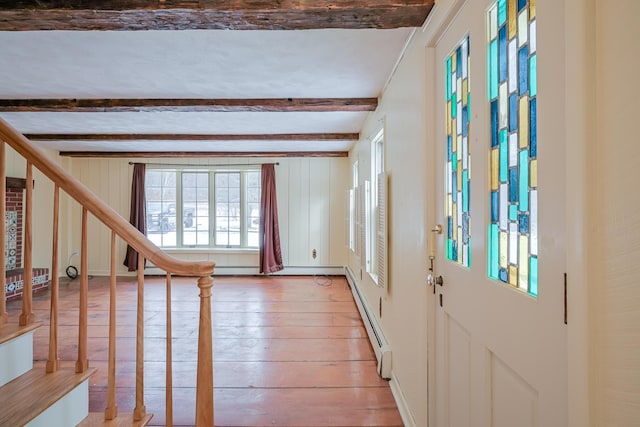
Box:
left=59, top=151, right=348, bottom=158
left=26, top=133, right=359, bottom=141
left=0, top=1, right=435, bottom=31
left=0, top=98, right=377, bottom=113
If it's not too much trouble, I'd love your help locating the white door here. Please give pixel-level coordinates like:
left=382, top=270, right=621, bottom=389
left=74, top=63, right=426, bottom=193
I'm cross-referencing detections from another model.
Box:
left=430, top=1, right=567, bottom=426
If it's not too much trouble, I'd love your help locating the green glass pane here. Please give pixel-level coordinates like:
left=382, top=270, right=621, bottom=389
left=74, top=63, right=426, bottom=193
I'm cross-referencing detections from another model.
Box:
left=519, top=150, right=529, bottom=211
left=530, top=54, right=537, bottom=97
left=490, top=40, right=499, bottom=99
left=447, top=238, right=453, bottom=260
left=530, top=256, right=538, bottom=296
left=452, top=152, right=458, bottom=170
left=509, top=204, right=518, bottom=220
left=498, top=0, right=507, bottom=26
left=446, top=57, right=452, bottom=101
left=499, top=130, right=508, bottom=182
left=452, top=92, right=457, bottom=118
left=489, top=223, right=500, bottom=279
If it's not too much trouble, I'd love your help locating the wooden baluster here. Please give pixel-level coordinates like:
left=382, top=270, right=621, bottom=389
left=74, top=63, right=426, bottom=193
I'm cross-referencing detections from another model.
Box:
left=76, top=207, right=89, bottom=373
left=0, top=141, right=7, bottom=325
left=46, top=185, right=60, bottom=373
left=104, top=230, right=118, bottom=420
left=166, top=273, right=173, bottom=427
left=133, top=254, right=146, bottom=421
left=195, top=275, right=214, bottom=427
left=19, top=161, right=33, bottom=326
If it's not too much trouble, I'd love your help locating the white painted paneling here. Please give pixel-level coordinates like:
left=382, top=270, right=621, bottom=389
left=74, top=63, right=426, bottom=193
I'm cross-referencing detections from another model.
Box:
left=58, top=157, right=347, bottom=275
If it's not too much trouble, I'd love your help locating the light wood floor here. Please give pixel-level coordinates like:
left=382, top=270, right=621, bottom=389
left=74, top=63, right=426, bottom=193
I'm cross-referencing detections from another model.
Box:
left=6, top=275, right=403, bottom=426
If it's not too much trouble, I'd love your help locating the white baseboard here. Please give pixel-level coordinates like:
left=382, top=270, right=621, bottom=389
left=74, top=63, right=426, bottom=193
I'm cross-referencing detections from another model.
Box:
left=143, top=265, right=345, bottom=276
left=390, top=371, right=417, bottom=427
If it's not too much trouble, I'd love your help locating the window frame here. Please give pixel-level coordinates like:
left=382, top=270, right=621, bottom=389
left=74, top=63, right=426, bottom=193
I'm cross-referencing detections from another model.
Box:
left=145, top=167, right=261, bottom=250
left=367, top=128, right=385, bottom=280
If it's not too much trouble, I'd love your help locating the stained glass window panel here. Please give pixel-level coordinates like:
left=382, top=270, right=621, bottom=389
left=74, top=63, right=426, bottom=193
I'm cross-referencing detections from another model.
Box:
left=487, top=0, right=537, bottom=296
left=446, top=35, right=471, bottom=267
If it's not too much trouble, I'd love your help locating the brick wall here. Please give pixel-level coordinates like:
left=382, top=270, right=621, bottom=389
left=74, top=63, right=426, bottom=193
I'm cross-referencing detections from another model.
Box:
left=6, top=187, right=23, bottom=270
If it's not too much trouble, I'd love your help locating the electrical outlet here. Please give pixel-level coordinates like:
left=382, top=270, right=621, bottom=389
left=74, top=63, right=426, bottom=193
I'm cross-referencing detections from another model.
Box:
left=312, top=249, right=317, bottom=259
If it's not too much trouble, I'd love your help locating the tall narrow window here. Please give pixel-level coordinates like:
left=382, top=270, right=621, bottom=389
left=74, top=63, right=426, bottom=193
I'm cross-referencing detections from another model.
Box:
left=487, top=0, right=538, bottom=296
left=445, top=35, right=471, bottom=267
left=145, top=170, right=177, bottom=247
left=182, top=172, right=209, bottom=246
left=367, top=129, right=384, bottom=279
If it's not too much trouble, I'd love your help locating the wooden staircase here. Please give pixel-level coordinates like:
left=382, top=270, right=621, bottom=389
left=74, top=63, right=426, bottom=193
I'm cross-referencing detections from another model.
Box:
left=0, top=117, right=216, bottom=426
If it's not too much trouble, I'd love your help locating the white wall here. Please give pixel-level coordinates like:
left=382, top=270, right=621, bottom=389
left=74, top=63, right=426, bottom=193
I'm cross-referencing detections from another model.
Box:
left=61, top=157, right=348, bottom=276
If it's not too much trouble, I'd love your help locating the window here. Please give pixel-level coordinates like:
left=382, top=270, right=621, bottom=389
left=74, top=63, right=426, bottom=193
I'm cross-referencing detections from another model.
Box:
left=145, top=168, right=261, bottom=249
left=349, top=161, right=359, bottom=252
left=367, top=129, right=385, bottom=277
left=487, top=0, right=538, bottom=296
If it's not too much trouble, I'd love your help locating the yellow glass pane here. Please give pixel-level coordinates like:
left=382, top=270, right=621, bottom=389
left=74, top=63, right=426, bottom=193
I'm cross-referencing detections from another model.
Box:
left=457, top=160, right=463, bottom=188
left=452, top=51, right=457, bottom=73
left=500, top=231, right=508, bottom=268
left=491, top=148, right=499, bottom=191
left=530, top=0, right=536, bottom=19
left=508, top=0, right=517, bottom=39
left=446, top=103, right=452, bottom=134
left=530, top=159, right=538, bottom=187
left=519, top=97, right=529, bottom=148
left=452, top=119, right=457, bottom=148
left=509, top=265, right=518, bottom=286
left=462, top=79, right=468, bottom=106
left=519, top=235, right=529, bottom=290
left=452, top=203, right=458, bottom=232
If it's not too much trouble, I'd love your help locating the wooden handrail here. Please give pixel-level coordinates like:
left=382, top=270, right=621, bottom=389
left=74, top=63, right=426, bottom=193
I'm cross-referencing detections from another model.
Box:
left=0, top=118, right=214, bottom=277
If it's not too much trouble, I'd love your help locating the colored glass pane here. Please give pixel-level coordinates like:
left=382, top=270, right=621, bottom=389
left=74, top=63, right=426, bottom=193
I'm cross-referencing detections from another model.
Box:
left=445, top=36, right=471, bottom=268
left=487, top=0, right=537, bottom=297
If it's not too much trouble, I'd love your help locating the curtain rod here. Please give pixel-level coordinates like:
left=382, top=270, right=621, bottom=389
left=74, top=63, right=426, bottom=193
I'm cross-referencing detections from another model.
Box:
left=129, top=161, right=279, bottom=167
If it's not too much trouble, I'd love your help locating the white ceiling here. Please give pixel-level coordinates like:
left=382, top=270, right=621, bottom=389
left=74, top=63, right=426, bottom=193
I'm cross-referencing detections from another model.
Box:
left=0, top=29, right=413, bottom=154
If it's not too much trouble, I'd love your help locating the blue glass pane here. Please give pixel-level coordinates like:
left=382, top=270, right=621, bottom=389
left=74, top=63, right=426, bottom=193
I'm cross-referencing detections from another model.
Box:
left=500, top=130, right=508, bottom=182
left=509, top=94, right=518, bottom=132
left=462, top=171, right=469, bottom=212
left=452, top=240, right=459, bottom=261
left=530, top=54, right=537, bottom=96
left=499, top=268, right=508, bottom=282
left=462, top=106, right=469, bottom=137
left=509, top=168, right=518, bottom=202
left=519, top=213, right=529, bottom=233
left=491, top=100, right=499, bottom=147
left=530, top=98, right=537, bottom=157
left=519, top=150, right=529, bottom=211
left=498, top=0, right=507, bottom=25
left=457, top=46, right=463, bottom=78
left=518, top=46, right=529, bottom=95
left=499, top=26, right=508, bottom=83
left=448, top=216, right=453, bottom=238
left=518, top=0, right=527, bottom=12
left=490, top=40, right=498, bottom=99
left=491, top=191, right=499, bottom=222
left=447, top=135, right=452, bottom=160
left=453, top=173, right=458, bottom=202
left=530, top=257, right=538, bottom=296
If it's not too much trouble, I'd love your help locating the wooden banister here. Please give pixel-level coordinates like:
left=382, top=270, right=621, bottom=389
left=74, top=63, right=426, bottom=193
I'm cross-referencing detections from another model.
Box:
left=0, top=117, right=216, bottom=425
left=46, top=184, right=60, bottom=373
left=0, top=118, right=214, bottom=277
left=19, top=161, right=33, bottom=326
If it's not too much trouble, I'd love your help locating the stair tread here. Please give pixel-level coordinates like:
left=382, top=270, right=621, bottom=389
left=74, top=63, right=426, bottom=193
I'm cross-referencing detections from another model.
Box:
left=79, top=413, right=154, bottom=427
left=0, top=366, right=97, bottom=426
left=0, top=321, right=43, bottom=345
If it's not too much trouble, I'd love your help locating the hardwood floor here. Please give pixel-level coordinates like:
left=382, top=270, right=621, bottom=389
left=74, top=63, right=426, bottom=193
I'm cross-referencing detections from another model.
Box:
left=6, top=275, right=403, bottom=426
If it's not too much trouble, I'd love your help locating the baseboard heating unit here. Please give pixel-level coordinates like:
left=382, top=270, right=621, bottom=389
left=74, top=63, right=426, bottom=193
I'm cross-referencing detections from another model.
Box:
left=345, top=266, right=392, bottom=379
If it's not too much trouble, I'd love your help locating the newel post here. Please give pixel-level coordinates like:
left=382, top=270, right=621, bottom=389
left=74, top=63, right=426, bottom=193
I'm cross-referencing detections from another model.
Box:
left=195, top=275, right=214, bottom=427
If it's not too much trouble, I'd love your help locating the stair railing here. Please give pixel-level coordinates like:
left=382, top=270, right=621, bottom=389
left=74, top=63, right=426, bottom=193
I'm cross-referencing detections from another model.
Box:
left=0, top=118, right=215, bottom=426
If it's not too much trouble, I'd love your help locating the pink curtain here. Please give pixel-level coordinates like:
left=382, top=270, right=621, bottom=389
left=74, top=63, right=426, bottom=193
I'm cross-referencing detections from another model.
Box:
left=259, top=164, right=283, bottom=274
left=123, top=163, right=146, bottom=271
